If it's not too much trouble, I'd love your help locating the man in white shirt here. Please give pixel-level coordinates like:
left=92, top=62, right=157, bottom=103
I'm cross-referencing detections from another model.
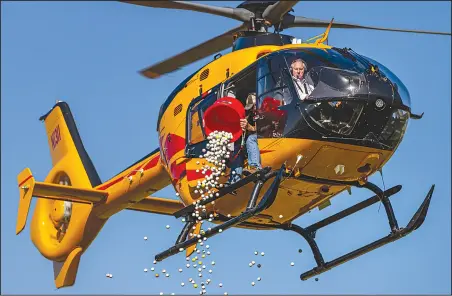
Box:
left=290, top=58, right=314, bottom=101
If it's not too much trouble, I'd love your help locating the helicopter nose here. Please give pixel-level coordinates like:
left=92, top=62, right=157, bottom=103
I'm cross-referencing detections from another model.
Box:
left=360, top=96, right=410, bottom=150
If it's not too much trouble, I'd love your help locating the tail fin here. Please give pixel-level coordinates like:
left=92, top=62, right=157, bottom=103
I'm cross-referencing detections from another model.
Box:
left=17, top=101, right=106, bottom=289
left=39, top=101, right=102, bottom=187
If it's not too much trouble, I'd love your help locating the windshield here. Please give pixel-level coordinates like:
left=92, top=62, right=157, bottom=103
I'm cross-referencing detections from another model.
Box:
left=256, top=48, right=373, bottom=137
left=254, top=48, right=412, bottom=148
left=256, top=48, right=411, bottom=108
left=281, top=48, right=401, bottom=104
left=360, top=55, right=411, bottom=108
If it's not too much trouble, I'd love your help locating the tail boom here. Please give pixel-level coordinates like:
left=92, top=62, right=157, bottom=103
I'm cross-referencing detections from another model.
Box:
left=91, top=149, right=172, bottom=218
left=17, top=101, right=178, bottom=288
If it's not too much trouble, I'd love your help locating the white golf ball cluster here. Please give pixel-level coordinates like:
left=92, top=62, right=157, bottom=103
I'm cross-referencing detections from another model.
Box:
left=194, top=131, right=234, bottom=196
left=183, top=131, right=235, bottom=295
left=137, top=131, right=256, bottom=295
left=190, top=131, right=234, bottom=226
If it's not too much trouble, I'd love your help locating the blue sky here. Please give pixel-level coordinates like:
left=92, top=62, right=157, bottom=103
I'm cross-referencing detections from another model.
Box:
left=1, top=1, right=450, bottom=294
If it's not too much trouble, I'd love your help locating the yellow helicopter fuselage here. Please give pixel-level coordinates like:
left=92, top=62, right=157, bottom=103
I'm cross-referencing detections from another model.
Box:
left=151, top=42, right=396, bottom=227
left=21, top=42, right=400, bottom=269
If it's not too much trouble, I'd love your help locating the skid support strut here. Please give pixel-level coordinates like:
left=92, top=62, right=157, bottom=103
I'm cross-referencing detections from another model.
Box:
left=175, top=219, right=196, bottom=244
left=155, top=164, right=285, bottom=262
left=281, top=182, right=435, bottom=281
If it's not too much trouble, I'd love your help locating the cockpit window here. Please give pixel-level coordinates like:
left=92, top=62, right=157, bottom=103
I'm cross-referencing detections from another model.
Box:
left=255, top=48, right=372, bottom=138
left=256, top=48, right=411, bottom=107
left=256, top=48, right=373, bottom=107
left=284, top=48, right=369, bottom=73
left=280, top=48, right=372, bottom=103
left=360, top=55, right=411, bottom=108
left=257, top=54, right=294, bottom=107
left=305, top=101, right=365, bottom=136
left=254, top=48, right=412, bottom=144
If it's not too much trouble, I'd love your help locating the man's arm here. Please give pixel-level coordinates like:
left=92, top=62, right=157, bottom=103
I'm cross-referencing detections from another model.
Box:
left=247, top=122, right=257, bottom=132
left=240, top=118, right=256, bottom=132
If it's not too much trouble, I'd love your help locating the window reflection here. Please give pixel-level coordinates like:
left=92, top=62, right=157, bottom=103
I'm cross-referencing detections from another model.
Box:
left=257, top=55, right=293, bottom=106
left=188, top=93, right=218, bottom=145
left=305, top=101, right=365, bottom=136
left=254, top=48, right=411, bottom=147
left=378, top=109, right=410, bottom=148
left=361, top=55, right=411, bottom=108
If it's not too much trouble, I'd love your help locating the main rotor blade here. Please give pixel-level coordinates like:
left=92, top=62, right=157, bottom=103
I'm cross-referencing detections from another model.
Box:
left=283, top=16, right=451, bottom=36
left=121, top=1, right=253, bottom=22
left=140, top=24, right=247, bottom=79
left=262, top=1, right=299, bottom=25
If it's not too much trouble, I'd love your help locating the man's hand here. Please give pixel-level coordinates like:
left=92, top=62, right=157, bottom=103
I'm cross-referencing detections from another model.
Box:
left=329, top=101, right=342, bottom=108
left=240, top=119, right=248, bottom=131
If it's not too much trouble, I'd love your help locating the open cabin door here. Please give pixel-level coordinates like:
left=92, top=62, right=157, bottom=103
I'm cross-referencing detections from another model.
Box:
left=185, top=88, right=220, bottom=158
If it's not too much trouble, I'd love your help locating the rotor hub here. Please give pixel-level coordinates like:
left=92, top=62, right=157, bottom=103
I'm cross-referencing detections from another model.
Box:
left=237, top=1, right=278, bottom=15
left=238, top=1, right=282, bottom=32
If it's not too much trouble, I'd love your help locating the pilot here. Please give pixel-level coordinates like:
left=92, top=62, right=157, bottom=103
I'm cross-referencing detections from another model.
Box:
left=290, top=58, right=314, bottom=100
left=227, top=93, right=262, bottom=188
left=291, top=58, right=342, bottom=108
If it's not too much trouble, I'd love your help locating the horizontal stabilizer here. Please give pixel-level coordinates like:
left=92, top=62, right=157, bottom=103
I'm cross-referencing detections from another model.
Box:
left=16, top=168, right=108, bottom=235
left=126, top=196, right=185, bottom=216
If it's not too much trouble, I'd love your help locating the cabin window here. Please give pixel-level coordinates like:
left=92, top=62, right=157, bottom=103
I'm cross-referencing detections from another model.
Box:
left=185, top=89, right=220, bottom=158
left=187, top=91, right=219, bottom=145
left=254, top=54, right=296, bottom=138
left=222, top=65, right=257, bottom=107
left=189, top=101, right=204, bottom=144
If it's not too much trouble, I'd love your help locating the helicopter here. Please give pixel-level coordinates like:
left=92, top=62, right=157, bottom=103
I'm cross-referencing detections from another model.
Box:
left=14, top=0, right=451, bottom=289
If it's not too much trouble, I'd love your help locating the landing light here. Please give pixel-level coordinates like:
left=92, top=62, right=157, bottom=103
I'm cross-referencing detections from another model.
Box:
left=375, top=98, right=386, bottom=111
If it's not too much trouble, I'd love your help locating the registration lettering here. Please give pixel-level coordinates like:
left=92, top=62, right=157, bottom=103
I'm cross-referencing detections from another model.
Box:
left=51, top=125, right=61, bottom=150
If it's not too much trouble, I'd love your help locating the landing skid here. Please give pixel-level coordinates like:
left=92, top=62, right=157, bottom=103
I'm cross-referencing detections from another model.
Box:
left=156, top=166, right=435, bottom=281
left=286, top=183, right=435, bottom=280
left=155, top=165, right=285, bottom=262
